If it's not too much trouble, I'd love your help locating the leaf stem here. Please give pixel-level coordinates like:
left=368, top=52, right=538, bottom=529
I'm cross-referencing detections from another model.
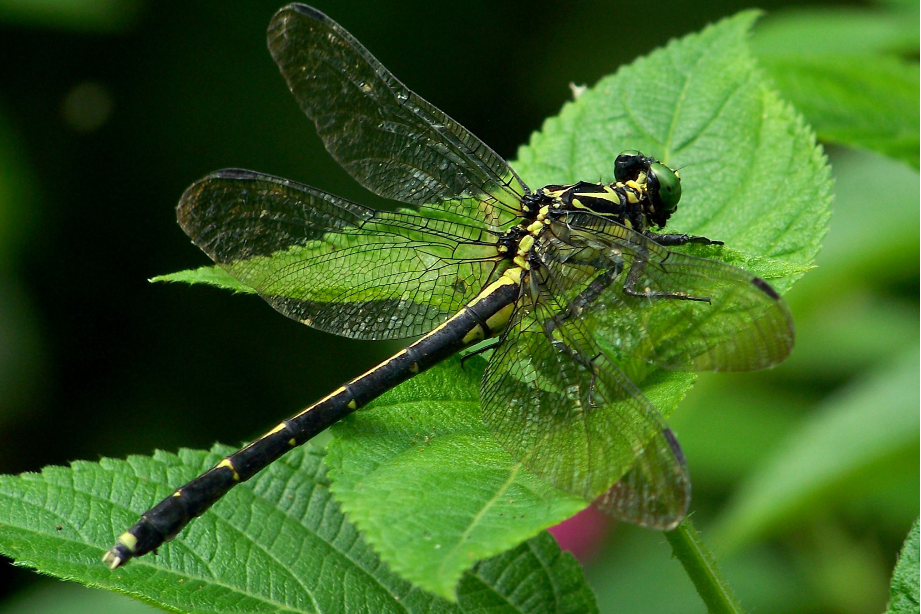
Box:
left=665, top=518, right=746, bottom=614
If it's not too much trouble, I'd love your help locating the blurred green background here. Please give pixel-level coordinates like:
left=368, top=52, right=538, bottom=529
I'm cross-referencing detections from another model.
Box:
left=0, top=0, right=916, bottom=613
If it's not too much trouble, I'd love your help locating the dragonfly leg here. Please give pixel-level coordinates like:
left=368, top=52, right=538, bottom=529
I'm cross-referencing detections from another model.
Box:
left=624, top=246, right=712, bottom=303
left=648, top=231, right=724, bottom=246
left=539, top=258, right=622, bottom=377
left=540, top=312, right=605, bottom=407
left=586, top=352, right=606, bottom=408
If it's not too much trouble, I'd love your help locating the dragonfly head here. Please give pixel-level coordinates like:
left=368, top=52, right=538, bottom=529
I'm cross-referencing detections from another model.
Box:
left=614, top=151, right=682, bottom=229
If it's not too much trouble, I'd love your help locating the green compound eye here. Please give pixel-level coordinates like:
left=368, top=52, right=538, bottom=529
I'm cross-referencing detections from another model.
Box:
left=648, top=162, right=681, bottom=212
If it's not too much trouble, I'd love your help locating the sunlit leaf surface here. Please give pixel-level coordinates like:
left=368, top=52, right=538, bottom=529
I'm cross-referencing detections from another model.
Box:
left=0, top=445, right=597, bottom=613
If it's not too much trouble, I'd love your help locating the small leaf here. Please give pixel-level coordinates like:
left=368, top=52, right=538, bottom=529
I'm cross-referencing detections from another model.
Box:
left=887, top=518, right=920, bottom=614
left=712, top=348, right=920, bottom=552
left=0, top=445, right=596, bottom=613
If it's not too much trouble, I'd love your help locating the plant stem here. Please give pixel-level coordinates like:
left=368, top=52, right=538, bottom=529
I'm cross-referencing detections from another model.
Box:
left=665, top=518, right=746, bottom=614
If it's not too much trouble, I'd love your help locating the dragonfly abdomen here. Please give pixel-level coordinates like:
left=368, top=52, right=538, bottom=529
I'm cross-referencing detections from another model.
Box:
left=103, top=267, right=523, bottom=568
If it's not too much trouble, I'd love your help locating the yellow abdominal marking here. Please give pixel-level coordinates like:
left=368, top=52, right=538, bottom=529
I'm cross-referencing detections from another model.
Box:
left=117, top=532, right=138, bottom=551
left=461, top=267, right=524, bottom=344
left=486, top=301, right=515, bottom=331
left=265, top=422, right=287, bottom=436
left=293, top=386, right=348, bottom=419
left=217, top=459, right=240, bottom=481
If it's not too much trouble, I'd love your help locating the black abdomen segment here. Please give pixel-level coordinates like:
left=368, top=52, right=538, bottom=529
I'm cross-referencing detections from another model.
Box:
left=103, top=276, right=521, bottom=568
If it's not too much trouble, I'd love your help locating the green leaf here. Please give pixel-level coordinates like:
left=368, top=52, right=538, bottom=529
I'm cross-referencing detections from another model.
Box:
left=711, top=348, right=920, bottom=552
left=327, top=357, right=586, bottom=598
left=458, top=530, right=599, bottom=614
left=748, top=6, right=920, bottom=167
left=151, top=265, right=256, bottom=294
left=751, top=7, right=919, bottom=57
left=328, top=358, right=694, bottom=597
left=887, top=518, right=920, bottom=614
left=679, top=243, right=814, bottom=283
left=0, top=445, right=597, bottom=613
left=328, top=359, right=697, bottom=598
left=758, top=53, right=919, bottom=169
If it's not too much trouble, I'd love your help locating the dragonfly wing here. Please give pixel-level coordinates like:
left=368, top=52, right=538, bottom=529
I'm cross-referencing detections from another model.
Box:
left=178, top=169, right=505, bottom=339
left=480, top=264, right=690, bottom=528
left=552, top=213, right=794, bottom=372
left=594, top=426, right=690, bottom=529
left=267, top=5, right=525, bottom=230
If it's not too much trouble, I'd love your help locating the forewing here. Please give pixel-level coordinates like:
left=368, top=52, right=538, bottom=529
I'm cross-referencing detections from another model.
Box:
left=178, top=169, right=504, bottom=340
left=480, top=266, right=690, bottom=528
left=552, top=213, right=794, bottom=372
left=267, top=4, right=525, bottom=230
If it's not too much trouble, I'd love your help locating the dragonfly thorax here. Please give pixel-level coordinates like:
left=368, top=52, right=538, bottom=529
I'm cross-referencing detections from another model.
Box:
left=537, top=180, right=654, bottom=233
left=498, top=215, right=552, bottom=271
left=520, top=153, right=682, bottom=232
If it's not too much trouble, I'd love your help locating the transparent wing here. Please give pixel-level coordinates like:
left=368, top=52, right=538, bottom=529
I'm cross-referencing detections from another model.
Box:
left=178, top=169, right=506, bottom=340
left=544, top=212, right=794, bottom=372
left=267, top=4, right=526, bottom=231
left=480, top=262, right=690, bottom=529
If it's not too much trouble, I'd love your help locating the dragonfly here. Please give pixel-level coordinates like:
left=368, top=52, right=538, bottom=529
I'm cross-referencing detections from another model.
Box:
left=104, top=3, right=794, bottom=568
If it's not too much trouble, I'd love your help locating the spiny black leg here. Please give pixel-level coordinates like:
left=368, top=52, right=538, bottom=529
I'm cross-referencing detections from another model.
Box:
left=648, top=232, right=724, bottom=246
left=587, top=352, right=604, bottom=408
left=624, top=246, right=712, bottom=303
left=539, top=261, right=620, bottom=361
